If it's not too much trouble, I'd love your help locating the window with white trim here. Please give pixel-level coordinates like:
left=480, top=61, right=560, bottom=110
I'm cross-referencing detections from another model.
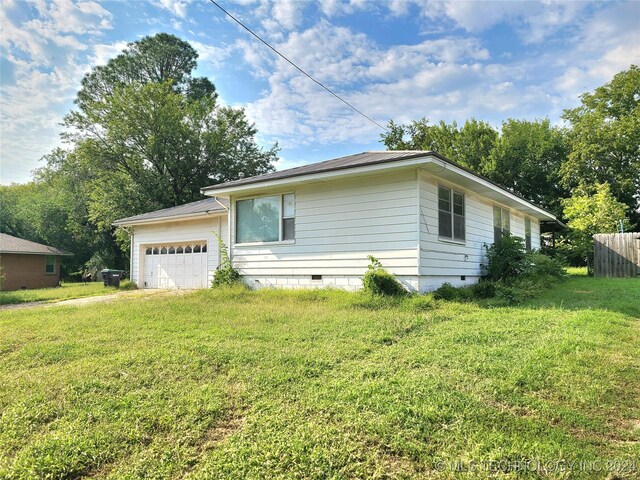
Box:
left=493, top=206, right=510, bottom=242
left=45, top=256, right=56, bottom=274
left=524, top=217, right=532, bottom=252
left=438, top=186, right=465, bottom=241
left=236, top=193, right=295, bottom=244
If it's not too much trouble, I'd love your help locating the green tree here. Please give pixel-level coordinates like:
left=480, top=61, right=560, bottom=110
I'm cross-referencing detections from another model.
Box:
left=562, top=183, right=630, bottom=271
left=490, top=119, right=569, bottom=215
left=32, top=33, right=277, bottom=275
left=561, top=65, right=640, bottom=227
left=381, top=118, right=497, bottom=174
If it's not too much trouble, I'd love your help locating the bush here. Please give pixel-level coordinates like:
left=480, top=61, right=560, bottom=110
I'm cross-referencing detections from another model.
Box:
left=432, top=282, right=460, bottom=301
left=471, top=280, right=497, bottom=299
left=527, top=252, right=567, bottom=279
left=212, top=233, right=243, bottom=288
left=482, top=233, right=529, bottom=283
left=362, top=256, right=407, bottom=296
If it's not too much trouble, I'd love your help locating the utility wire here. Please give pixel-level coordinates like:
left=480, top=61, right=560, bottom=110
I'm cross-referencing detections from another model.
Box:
left=206, top=0, right=388, bottom=131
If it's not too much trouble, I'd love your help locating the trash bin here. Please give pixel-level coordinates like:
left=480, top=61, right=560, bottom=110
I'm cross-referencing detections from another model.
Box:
left=101, top=269, right=124, bottom=287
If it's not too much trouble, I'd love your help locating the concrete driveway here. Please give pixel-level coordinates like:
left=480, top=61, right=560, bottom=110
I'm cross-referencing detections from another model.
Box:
left=0, top=289, right=191, bottom=311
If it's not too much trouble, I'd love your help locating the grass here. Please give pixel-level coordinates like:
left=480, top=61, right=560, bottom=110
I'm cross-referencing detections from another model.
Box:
left=0, top=282, right=120, bottom=306
left=0, top=277, right=638, bottom=479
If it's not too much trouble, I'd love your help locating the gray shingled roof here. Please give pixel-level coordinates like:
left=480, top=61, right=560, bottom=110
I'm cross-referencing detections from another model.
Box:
left=113, top=197, right=228, bottom=225
left=201, top=151, right=430, bottom=193
left=0, top=233, right=71, bottom=256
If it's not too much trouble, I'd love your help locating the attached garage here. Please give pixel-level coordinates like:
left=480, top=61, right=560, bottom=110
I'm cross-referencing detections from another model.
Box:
left=113, top=198, right=229, bottom=289
left=142, top=242, right=208, bottom=288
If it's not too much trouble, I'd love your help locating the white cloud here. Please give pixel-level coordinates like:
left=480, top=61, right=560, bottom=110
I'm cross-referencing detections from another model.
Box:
left=272, top=0, right=303, bottom=30
left=154, top=0, right=190, bottom=18
left=0, top=0, right=113, bottom=183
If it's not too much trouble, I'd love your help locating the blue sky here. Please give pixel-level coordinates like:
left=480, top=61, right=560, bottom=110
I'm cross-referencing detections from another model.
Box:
left=1, top=0, right=639, bottom=184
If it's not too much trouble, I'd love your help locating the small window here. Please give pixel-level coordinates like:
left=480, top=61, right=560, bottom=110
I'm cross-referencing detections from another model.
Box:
left=438, top=186, right=465, bottom=241
left=160, top=247, right=167, bottom=254
left=169, top=246, right=175, bottom=254
left=176, top=246, right=184, bottom=254
left=311, top=274, right=322, bottom=281
left=282, top=193, right=295, bottom=241
left=45, top=256, right=56, bottom=274
left=525, top=217, right=532, bottom=252
left=493, top=206, right=510, bottom=243
left=185, top=245, right=192, bottom=253
left=153, top=247, right=159, bottom=255
left=202, top=244, right=207, bottom=253
left=193, top=244, right=201, bottom=253
left=145, top=247, right=152, bottom=255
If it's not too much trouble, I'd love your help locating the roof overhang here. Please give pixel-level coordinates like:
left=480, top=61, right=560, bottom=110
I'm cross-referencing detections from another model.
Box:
left=202, top=153, right=559, bottom=222
left=419, top=158, right=558, bottom=221
left=202, top=155, right=431, bottom=197
left=113, top=210, right=227, bottom=227
left=0, top=250, right=73, bottom=256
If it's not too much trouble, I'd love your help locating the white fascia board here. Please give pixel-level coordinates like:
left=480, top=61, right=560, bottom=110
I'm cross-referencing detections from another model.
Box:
left=113, top=211, right=226, bottom=227
left=201, top=156, right=433, bottom=197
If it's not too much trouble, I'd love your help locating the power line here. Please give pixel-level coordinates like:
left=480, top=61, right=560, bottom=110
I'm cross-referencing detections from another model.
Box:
left=206, top=0, right=388, bottom=131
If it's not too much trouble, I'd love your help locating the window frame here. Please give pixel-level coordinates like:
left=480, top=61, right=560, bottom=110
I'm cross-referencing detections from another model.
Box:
left=44, top=256, right=56, bottom=275
left=437, top=185, right=466, bottom=243
left=524, top=217, right=532, bottom=252
left=493, top=205, right=511, bottom=243
left=235, top=192, right=296, bottom=246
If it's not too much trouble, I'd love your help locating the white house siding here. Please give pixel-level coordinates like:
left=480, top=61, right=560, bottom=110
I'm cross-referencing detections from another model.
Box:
left=417, top=171, right=540, bottom=292
left=230, top=170, right=421, bottom=291
left=131, top=215, right=227, bottom=287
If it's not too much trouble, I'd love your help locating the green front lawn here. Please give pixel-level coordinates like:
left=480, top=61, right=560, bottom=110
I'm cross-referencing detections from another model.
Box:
left=1, top=277, right=638, bottom=479
left=0, top=282, right=113, bottom=306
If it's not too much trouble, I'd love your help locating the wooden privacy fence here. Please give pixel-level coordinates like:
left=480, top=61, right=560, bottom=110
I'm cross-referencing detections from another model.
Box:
left=593, top=233, right=640, bottom=278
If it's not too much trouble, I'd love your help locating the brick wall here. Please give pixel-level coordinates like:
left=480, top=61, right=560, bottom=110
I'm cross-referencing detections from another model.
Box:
left=0, top=254, right=60, bottom=291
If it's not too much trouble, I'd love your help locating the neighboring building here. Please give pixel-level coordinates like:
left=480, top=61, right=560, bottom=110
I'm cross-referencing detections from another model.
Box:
left=114, top=151, right=560, bottom=292
left=0, top=233, right=72, bottom=291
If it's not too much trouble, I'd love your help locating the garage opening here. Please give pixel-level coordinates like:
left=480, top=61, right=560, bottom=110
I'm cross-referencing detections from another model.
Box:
left=143, top=242, right=208, bottom=289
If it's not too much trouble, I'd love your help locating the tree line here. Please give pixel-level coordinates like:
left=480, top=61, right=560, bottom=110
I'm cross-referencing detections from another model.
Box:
left=0, top=32, right=637, bottom=277
left=382, top=66, right=639, bottom=265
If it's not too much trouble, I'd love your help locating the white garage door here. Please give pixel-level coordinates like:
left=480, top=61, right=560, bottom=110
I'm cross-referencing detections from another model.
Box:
left=143, top=242, right=208, bottom=289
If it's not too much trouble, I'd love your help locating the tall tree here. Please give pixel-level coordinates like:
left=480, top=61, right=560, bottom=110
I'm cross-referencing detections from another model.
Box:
left=561, top=65, right=640, bottom=226
left=381, top=118, right=497, bottom=175
left=490, top=119, right=569, bottom=216
left=34, top=33, right=277, bottom=274
left=60, top=33, right=277, bottom=219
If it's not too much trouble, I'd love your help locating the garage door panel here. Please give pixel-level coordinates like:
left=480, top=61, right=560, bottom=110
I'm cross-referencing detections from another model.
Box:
left=143, top=242, right=208, bottom=289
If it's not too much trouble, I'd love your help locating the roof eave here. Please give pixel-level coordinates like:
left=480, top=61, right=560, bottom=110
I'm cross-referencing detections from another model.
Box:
left=113, top=210, right=227, bottom=227
left=0, top=250, right=73, bottom=256
left=201, top=153, right=434, bottom=196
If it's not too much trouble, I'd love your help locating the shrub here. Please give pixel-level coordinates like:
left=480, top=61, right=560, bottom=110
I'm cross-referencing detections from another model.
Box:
left=212, top=233, right=242, bottom=288
left=471, top=280, right=497, bottom=299
left=432, top=282, right=460, bottom=301
left=527, top=252, right=567, bottom=279
left=482, top=233, right=529, bottom=283
left=362, top=255, right=407, bottom=296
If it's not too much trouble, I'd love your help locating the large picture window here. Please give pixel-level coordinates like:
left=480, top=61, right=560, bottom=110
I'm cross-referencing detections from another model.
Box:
left=236, top=193, right=295, bottom=244
left=438, top=186, right=465, bottom=241
left=493, top=206, right=510, bottom=243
